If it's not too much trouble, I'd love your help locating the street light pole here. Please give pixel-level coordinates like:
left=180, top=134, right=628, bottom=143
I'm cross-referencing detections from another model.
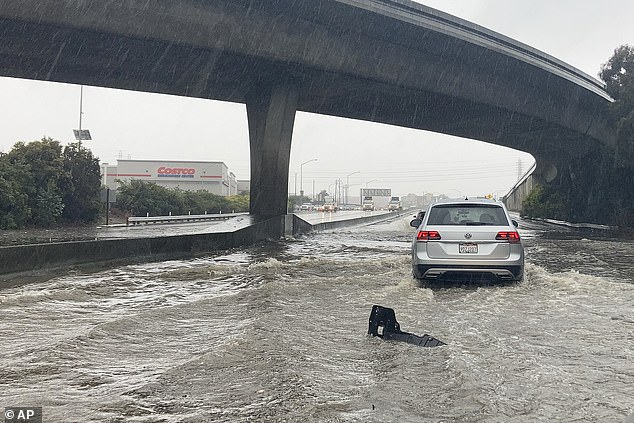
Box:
left=73, top=85, right=91, bottom=148
left=345, top=171, right=360, bottom=205
left=300, top=159, right=318, bottom=203
left=78, top=85, right=83, bottom=150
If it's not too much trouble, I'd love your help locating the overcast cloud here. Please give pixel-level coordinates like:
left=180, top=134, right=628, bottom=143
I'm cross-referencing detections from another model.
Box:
left=1, top=1, right=632, bottom=198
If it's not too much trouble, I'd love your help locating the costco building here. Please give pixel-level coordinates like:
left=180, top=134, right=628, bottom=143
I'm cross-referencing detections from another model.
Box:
left=101, top=159, right=245, bottom=196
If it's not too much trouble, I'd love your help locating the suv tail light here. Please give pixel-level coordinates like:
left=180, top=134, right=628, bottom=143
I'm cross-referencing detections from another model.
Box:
left=496, top=231, right=520, bottom=243
left=417, top=230, right=441, bottom=241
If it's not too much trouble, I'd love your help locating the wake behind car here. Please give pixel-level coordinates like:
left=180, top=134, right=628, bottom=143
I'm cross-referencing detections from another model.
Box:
left=410, top=198, right=524, bottom=282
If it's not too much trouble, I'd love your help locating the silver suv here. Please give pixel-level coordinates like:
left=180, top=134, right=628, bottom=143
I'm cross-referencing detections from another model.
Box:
left=410, top=198, right=524, bottom=282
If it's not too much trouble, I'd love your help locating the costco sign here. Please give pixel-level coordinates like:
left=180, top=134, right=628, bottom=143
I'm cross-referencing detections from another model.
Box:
left=157, top=167, right=196, bottom=178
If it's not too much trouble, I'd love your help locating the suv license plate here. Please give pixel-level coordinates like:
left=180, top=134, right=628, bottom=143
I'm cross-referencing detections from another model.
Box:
left=459, top=243, right=478, bottom=254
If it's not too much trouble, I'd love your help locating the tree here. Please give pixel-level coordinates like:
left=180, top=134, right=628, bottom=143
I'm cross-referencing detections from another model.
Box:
left=226, top=194, right=249, bottom=212
left=522, top=184, right=568, bottom=221
left=600, top=44, right=634, bottom=166
left=115, top=180, right=249, bottom=216
left=61, top=143, right=102, bottom=223
left=4, top=138, right=65, bottom=227
left=180, top=190, right=218, bottom=214
left=600, top=45, right=634, bottom=226
left=600, top=45, right=634, bottom=108
left=0, top=138, right=104, bottom=228
left=0, top=157, right=31, bottom=229
left=116, top=180, right=180, bottom=216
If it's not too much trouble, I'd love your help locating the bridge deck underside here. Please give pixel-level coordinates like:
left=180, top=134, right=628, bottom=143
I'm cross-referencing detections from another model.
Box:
left=0, top=16, right=599, bottom=158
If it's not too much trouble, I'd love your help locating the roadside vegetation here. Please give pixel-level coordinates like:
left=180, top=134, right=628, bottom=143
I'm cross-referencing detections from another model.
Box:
left=0, top=138, right=101, bottom=229
left=521, top=185, right=568, bottom=221
left=114, top=180, right=249, bottom=217
left=522, top=44, right=634, bottom=227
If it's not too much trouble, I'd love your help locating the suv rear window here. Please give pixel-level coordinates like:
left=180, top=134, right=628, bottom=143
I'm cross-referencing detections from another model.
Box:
left=427, top=204, right=508, bottom=226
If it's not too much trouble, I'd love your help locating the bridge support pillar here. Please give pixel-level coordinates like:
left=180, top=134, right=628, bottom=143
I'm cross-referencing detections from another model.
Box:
left=246, top=84, right=298, bottom=218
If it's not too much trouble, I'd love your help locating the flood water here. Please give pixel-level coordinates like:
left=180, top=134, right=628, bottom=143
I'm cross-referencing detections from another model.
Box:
left=1, top=216, right=633, bottom=422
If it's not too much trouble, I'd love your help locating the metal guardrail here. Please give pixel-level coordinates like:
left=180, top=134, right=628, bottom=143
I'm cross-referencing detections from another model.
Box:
left=126, top=212, right=248, bottom=226
left=529, top=217, right=616, bottom=231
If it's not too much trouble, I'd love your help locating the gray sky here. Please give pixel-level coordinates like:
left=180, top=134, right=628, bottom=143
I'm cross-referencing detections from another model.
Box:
left=1, top=0, right=632, bottom=198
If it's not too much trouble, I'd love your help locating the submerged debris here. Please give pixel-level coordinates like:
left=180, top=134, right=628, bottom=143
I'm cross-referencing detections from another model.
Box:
left=368, top=305, right=445, bottom=347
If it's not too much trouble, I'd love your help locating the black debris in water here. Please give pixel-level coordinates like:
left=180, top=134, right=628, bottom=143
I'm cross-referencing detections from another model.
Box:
left=368, top=304, right=445, bottom=348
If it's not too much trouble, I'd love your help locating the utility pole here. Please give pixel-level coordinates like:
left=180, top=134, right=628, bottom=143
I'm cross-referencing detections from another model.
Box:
left=300, top=158, right=318, bottom=206
left=345, top=171, right=360, bottom=205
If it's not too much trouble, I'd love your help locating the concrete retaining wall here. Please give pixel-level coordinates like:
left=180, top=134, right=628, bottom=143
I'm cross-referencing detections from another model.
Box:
left=292, top=212, right=403, bottom=235
left=0, top=212, right=402, bottom=278
left=504, top=174, right=535, bottom=213
left=0, top=216, right=284, bottom=278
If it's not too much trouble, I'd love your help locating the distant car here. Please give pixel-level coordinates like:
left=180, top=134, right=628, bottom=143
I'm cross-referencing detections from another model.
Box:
left=300, top=203, right=313, bottom=211
left=323, top=203, right=337, bottom=212
left=410, top=198, right=524, bottom=282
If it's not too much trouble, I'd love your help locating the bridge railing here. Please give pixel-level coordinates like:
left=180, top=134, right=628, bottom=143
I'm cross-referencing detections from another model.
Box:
left=126, top=212, right=247, bottom=226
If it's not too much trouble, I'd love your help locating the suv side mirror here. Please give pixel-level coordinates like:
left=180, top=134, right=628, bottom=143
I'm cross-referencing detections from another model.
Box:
left=410, top=218, right=422, bottom=228
left=512, top=219, right=518, bottom=228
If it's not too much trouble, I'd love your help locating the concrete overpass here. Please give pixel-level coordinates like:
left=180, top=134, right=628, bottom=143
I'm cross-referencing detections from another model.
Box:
left=0, top=0, right=615, bottom=219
